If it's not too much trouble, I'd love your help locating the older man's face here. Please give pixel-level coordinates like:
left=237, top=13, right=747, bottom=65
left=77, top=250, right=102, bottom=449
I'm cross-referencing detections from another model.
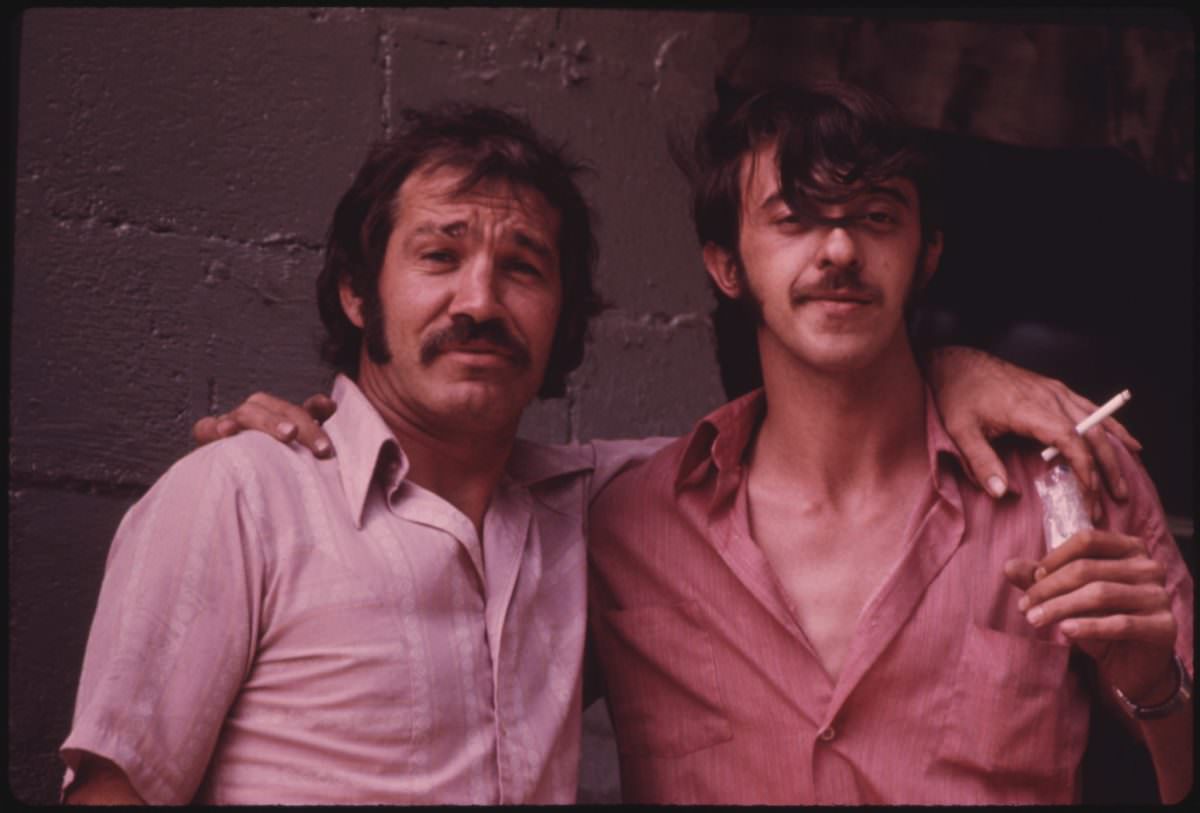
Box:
left=342, top=163, right=563, bottom=435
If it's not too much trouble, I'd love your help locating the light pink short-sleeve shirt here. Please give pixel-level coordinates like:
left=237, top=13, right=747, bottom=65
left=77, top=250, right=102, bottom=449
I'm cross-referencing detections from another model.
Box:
left=60, top=376, right=660, bottom=805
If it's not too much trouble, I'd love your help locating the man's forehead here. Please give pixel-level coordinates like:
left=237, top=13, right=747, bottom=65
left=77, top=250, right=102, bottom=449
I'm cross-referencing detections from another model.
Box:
left=741, top=143, right=916, bottom=211
left=396, top=164, right=558, bottom=224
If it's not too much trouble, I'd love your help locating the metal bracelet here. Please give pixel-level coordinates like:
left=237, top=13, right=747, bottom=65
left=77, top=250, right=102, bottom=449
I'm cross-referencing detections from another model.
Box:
left=1112, top=654, right=1193, bottom=721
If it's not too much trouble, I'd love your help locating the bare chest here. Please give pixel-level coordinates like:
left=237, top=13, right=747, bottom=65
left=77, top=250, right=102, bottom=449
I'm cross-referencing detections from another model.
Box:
left=747, top=495, right=918, bottom=682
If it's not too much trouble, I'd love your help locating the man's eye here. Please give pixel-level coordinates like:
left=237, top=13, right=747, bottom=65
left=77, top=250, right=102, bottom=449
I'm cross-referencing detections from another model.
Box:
left=864, top=211, right=897, bottom=225
left=508, top=261, right=542, bottom=278
left=422, top=251, right=456, bottom=264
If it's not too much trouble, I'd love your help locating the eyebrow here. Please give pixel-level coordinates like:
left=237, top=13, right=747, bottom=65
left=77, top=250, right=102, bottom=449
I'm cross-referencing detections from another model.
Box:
left=409, top=220, right=556, bottom=262
left=759, top=184, right=914, bottom=211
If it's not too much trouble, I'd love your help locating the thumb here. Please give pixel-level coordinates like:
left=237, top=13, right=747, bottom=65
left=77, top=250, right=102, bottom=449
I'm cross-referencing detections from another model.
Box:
left=1003, top=558, right=1038, bottom=590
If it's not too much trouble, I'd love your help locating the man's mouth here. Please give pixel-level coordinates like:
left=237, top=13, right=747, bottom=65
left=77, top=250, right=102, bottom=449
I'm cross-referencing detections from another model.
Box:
left=443, top=340, right=519, bottom=360
left=798, top=291, right=875, bottom=306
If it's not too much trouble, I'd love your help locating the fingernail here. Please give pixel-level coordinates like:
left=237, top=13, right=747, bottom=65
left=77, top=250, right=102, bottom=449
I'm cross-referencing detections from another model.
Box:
left=1034, top=567, right=1047, bottom=582
left=986, top=476, right=1006, bottom=498
left=1116, top=476, right=1128, bottom=499
left=1017, top=596, right=1029, bottom=612
left=1026, top=607, right=1044, bottom=626
left=315, top=438, right=331, bottom=456
left=278, top=421, right=296, bottom=438
left=1060, top=620, right=1078, bottom=635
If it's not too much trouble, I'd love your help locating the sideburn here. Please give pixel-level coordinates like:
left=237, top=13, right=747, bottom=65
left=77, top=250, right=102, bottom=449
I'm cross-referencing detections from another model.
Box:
left=361, top=287, right=392, bottom=365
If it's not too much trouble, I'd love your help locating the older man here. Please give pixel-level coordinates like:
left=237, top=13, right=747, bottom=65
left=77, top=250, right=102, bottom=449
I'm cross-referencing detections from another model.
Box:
left=62, top=104, right=648, bottom=805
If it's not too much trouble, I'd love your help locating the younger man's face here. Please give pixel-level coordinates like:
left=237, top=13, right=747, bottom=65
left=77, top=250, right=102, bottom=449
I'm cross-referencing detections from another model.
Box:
left=706, top=143, right=941, bottom=377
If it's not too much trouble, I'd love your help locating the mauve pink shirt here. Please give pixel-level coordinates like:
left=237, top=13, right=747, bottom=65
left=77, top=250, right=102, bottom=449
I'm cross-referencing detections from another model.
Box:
left=587, top=388, right=1193, bottom=805
left=60, top=375, right=655, bottom=805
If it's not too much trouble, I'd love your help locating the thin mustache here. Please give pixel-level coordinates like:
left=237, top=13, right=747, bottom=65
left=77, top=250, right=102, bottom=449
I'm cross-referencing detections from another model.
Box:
left=790, top=268, right=881, bottom=304
left=420, top=317, right=531, bottom=368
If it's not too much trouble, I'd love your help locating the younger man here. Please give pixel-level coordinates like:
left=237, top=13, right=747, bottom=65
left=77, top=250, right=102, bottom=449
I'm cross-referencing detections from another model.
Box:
left=586, top=82, right=1192, bottom=804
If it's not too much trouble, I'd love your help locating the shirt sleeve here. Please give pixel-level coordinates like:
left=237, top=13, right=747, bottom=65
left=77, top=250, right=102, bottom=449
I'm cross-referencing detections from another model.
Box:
left=586, top=437, right=676, bottom=504
left=60, top=444, right=266, bottom=805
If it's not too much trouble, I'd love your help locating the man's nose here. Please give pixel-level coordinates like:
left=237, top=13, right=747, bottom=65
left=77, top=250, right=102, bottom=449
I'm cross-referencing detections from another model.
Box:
left=817, top=225, right=860, bottom=270
left=450, top=254, right=503, bottom=321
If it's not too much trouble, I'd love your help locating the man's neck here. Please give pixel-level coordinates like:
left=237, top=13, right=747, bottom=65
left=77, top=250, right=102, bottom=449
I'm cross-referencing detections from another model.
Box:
left=751, top=338, right=929, bottom=506
left=356, top=375, right=516, bottom=536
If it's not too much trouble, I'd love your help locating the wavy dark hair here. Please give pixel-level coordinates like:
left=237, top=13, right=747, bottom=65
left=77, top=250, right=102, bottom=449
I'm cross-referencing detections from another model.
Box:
left=316, top=103, right=602, bottom=399
left=678, top=80, right=943, bottom=397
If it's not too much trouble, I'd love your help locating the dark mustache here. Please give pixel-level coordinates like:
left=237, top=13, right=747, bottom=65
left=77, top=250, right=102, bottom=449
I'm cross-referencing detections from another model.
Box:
left=790, top=266, right=881, bottom=304
left=419, top=315, right=531, bottom=368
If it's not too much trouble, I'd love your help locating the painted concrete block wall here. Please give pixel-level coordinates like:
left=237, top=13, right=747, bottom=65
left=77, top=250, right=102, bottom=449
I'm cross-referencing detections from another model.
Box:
left=10, top=7, right=737, bottom=804
left=10, top=7, right=1191, bottom=804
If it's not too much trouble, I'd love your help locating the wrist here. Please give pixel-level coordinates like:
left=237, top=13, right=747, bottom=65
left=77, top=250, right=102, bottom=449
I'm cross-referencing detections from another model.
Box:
left=1112, top=654, right=1192, bottom=721
left=1122, top=661, right=1181, bottom=707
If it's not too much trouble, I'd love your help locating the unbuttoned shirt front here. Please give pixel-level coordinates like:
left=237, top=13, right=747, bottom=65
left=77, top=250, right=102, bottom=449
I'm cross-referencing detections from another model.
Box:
left=61, top=375, right=656, bottom=805
left=587, top=388, right=1194, bottom=805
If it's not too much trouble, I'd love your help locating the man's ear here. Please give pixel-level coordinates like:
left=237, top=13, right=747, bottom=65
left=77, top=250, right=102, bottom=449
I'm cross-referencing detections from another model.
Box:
left=339, top=278, right=365, bottom=329
left=919, top=230, right=944, bottom=288
left=703, top=243, right=744, bottom=300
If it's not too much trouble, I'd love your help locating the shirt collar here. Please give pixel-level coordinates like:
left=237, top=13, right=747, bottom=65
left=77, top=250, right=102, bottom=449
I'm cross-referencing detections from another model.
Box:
left=324, top=375, right=598, bottom=528
left=674, top=389, right=766, bottom=493
left=324, top=375, right=407, bottom=529
left=672, top=384, right=1008, bottom=501
left=505, top=438, right=595, bottom=488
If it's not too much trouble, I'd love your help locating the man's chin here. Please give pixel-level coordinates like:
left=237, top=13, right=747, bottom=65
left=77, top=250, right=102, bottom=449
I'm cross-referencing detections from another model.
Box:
left=436, top=378, right=536, bottom=423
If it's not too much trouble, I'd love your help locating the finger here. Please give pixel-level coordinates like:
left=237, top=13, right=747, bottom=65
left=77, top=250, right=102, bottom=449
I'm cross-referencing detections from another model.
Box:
left=301, top=393, right=338, bottom=423
left=1004, top=558, right=1039, bottom=591
left=1080, top=424, right=1129, bottom=501
left=1021, top=555, right=1166, bottom=608
left=989, top=390, right=1101, bottom=509
left=943, top=421, right=1009, bottom=498
left=1037, top=529, right=1143, bottom=576
left=193, top=416, right=223, bottom=446
left=297, top=395, right=337, bottom=457
left=1023, top=581, right=1169, bottom=629
left=221, top=400, right=299, bottom=442
left=1057, top=388, right=1138, bottom=501
left=1058, top=612, right=1176, bottom=646
left=1100, top=415, right=1141, bottom=452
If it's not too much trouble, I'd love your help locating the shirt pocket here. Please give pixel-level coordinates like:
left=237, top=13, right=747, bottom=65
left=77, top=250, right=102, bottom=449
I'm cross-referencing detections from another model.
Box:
left=593, top=601, right=733, bottom=758
left=937, top=623, right=1080, bottom=784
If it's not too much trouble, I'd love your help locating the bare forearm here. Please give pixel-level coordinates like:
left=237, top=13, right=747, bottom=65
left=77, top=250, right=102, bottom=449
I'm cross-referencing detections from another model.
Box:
left=64, top=756, right=146, bottom=805
left=1139, top=698, right=1194, bottom=804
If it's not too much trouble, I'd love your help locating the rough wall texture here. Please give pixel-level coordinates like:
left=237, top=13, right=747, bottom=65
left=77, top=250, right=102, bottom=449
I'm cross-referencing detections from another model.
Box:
left=8, top=8, right=1192, bottom=805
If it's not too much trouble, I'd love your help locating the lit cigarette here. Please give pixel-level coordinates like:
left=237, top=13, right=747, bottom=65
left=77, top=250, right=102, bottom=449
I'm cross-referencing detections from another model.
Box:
left=1041, top=389, right=1132, bottom=462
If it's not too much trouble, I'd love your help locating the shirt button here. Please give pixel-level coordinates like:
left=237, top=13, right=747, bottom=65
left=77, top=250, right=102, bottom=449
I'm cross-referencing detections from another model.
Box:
left=818, top=725, right=837, bottom=742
